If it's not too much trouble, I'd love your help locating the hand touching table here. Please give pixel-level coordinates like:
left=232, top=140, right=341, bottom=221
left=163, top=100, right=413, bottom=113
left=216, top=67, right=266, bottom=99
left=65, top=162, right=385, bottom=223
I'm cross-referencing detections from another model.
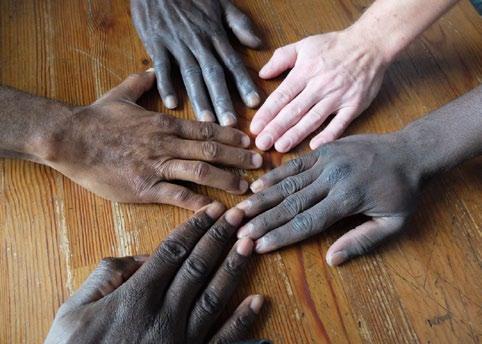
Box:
left=46, top=203, right=267, bottom=343
left=131, top=0, right=262, bottom=126
left=251, top=0, right=460, bottom=152
left=238, top=85, right=482, bottom=265
left=0, top=70, right=262, bottom=210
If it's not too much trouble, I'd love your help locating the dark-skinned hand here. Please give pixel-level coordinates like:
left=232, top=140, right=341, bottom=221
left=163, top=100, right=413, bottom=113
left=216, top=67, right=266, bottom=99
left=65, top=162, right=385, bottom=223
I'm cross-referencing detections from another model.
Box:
left=43, top=69, right=262, bottom=210
left=131, top=0, right=262, bottom=126
left=46, top=203, right=267, bottom=343
left=236, top=134, right=421, bottom=266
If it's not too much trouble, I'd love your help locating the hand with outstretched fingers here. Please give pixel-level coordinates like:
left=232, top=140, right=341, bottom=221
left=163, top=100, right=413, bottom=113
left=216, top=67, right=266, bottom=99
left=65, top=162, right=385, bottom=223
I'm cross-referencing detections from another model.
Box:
left=37, top=69, right=262, bottom=210
left=237, top=134, right=421, bottom=266
left=46, top=203, right=269, bottom=344
left=131, top=0, right=262, bottom=127
left=250, top=31, right=387, bottom=152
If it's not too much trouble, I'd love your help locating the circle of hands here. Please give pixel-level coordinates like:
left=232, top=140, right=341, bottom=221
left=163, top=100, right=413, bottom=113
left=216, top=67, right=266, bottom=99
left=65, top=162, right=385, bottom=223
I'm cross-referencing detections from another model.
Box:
left=45, top=0, right=426, bottom=342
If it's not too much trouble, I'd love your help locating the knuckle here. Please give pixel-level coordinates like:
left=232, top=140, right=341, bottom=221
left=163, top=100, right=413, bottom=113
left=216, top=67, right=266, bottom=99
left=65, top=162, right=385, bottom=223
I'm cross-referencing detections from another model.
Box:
left=224, top=54, right=244, bottom=71
left=201, top=63, right=224, bottom=78
left=281, top=196, right=303, bottom=216
left=208, top=223, right=232, bottom=244
left=185, top=256, right=209, bottom=279
left=272, top=89, right=292, bottom=105
left=233, top=312, right=252, bottom=331
left=193, top=161, right=211, bottom=180
left=324, top=163, right=352, bottom=185
left=173, top=188, right=193, bottom=203
left=156, top=239, right=188, bottom=265
left=199, top=289, right=222, bottom=315
left=153, top=114, right=174, bottom=130
left=279, top=176, right=302, bottom=196
left=199, top=123, right=215, bottom=140
left=182, top=64, right=202, bottom=78
left=287, top=158, right=305, bottom=174
left=201, top=141, right=220, bottom=160
left=291, top=213, right=314, bottom=234
left=186, top=213, right=213, bottom=235
left=224, top=254, right=245, bottom=277
left=352, top=233, right=377, bottom=256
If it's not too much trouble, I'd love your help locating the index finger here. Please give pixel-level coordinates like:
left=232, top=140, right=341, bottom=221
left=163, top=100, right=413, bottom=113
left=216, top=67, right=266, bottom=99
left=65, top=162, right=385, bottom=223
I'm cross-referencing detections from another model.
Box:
left=124, top=202, right=225, bottom=296
left=176, top=119, right=251, bottom=148
left=247, top=153, right=318, bottom=193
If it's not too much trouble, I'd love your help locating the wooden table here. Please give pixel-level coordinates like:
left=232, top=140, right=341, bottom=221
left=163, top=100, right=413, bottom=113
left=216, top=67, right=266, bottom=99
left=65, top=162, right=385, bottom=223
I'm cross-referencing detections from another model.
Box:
left=1, top=1, right=481, bottom=343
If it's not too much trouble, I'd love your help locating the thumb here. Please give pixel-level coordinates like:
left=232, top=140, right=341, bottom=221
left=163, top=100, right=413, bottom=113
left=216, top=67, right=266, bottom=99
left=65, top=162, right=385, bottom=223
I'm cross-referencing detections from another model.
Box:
left=63, top=256, right=147, bottom=309
left=221, top=0, right=262, bottom=49
left=97, top=68, right=156, bottom=103
left=326, top=217, right=407, bottom=266
left=259, top=43, right=298, bottom=79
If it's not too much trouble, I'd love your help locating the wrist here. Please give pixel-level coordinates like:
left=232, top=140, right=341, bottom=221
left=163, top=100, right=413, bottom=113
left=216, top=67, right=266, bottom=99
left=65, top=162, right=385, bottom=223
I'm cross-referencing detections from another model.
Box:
left=346, top=19, right=403, bottom=65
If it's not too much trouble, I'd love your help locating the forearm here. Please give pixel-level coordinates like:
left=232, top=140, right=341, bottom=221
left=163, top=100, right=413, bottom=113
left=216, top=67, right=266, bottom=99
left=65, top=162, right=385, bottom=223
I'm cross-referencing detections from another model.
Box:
left=0, top=86, right=73, bottom=162
left=348, top=0, right=459, bottom=63
left=399, top=85, right=482, bottom=178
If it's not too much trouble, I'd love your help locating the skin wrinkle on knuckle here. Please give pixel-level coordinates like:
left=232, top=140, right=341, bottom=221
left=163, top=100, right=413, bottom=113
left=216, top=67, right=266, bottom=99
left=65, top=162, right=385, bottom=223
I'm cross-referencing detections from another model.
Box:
left=287, top=158, right=305, bottom=174
left=279, top=176, right=302, bottom=197
left=201, top=141, right=219, bottom=160
left=282, top=195, right=304, bottom=216
left=291, top=213, right=314, bottom=234
left=187, top=214, right=212, bottom=235
left=224, top=254, right=245, bottom=277
left=199, top=289, right=222, bottom=316
left=185, top=256, right=209, bottom=279
left=208, top=222, right=232, bottom=244
left=173, top=188, right=193, bottom=203
left=324, top=163, right=352, bottom=185
left=156, top=239, right=188, bottom=265
left=199, top=123, right=214, bottom=140
left=193, top=161, right=210, bottom=180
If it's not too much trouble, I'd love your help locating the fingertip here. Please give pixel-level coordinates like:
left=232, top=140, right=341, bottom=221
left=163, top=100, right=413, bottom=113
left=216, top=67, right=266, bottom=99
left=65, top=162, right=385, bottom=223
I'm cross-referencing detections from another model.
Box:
left=249, top=294, right=264, bottom=314
left=250, top=179, right=264, bottom=193
left=245, top=91, right=261, bottom=108
left=219, top=112, right=238, bottom=127
left=274, top=138, right=292, bottom=153
left=225, top=207, right=244, bottom=226
left=326, top=250, right=348, bottom=267
left=251, top=153, right=263, bottom=168
left=235, top=238, right=254, bottom=256
left=199, top=110, right=216, bottom=122
left=163, top=95, right=178, bottom=109
left=237, top=223, right=253, bottom=239
left=254, top=237, right=270, bottom=254
left=241, top=135, right=251, bottom=148
left=200, top=201, right=226, bottom=220
left=255, top=133, right=274, bottom=151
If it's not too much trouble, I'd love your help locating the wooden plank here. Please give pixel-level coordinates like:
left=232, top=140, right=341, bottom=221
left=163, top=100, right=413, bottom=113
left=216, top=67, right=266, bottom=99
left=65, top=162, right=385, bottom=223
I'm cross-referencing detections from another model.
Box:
left=0, top=0, right=480, bottom=343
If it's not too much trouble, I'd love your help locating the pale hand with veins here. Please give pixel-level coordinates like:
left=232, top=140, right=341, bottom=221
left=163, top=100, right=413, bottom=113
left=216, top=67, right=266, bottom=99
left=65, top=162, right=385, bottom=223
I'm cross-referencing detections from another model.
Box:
left=251, top=30, right=388, bottom=153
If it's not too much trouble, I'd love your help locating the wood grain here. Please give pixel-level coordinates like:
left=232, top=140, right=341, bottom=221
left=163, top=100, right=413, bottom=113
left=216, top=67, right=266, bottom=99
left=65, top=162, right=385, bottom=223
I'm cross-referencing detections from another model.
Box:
left=0, top=0, right=481, bottom=343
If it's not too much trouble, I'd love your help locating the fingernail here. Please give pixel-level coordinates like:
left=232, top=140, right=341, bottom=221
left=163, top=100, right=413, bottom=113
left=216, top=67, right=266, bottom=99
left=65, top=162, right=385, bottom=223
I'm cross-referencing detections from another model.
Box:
left=199, top=110, right=216, bottom=122
left=249, top=294, right=264, bottom=314
left=250, top=179, right=264, bottom=193
left=259, top=64, right=269, bottom=76
left=275, top=138, right=292, bottom=153
left=236, top=199, right=252, bottom=212
left=255, top=237, right=269, bottom=253
left=250, top=120, right=264, bottom=135
left=327, top=251, right=348, bottom=267
left=204, top=201, right=225, bottom=219
left=237, top=223, right=253, bottom=238
left=252, top=153, right=263, bottom=168
left=239, top=179, right=249, bottom=193
left=236, top=238, right=254, bottom=256
left=225, top=208, right=244, bottom=226
left=133, top=255, right=149, bottom=262
left=241, top=135, right=251, bottom=147
left=163, top=95, right=178, bottom=109
left=220, top=112, right=237, bottom=127
left=245, top=91, right=261, bottom=108
left=256, top=134, right=273, bottom=151
left=146, top=67, right=155, bottom=73
left=310, top=138, right=326, bottom=150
